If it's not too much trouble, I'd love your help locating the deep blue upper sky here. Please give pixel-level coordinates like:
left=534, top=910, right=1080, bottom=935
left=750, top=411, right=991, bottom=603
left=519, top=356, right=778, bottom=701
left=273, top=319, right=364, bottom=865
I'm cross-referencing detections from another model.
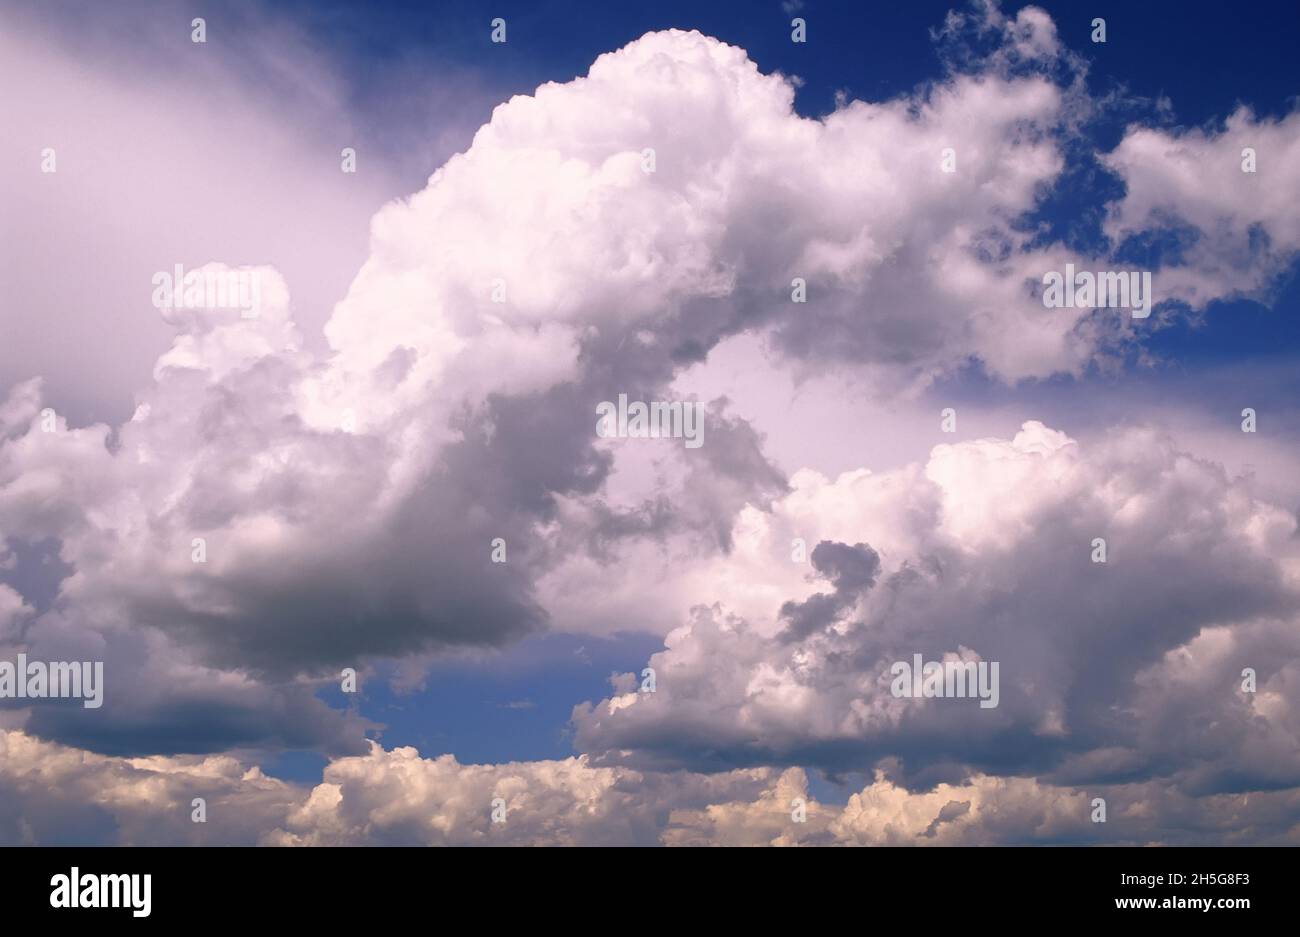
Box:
left=279, top=0, right=1300, bottom=127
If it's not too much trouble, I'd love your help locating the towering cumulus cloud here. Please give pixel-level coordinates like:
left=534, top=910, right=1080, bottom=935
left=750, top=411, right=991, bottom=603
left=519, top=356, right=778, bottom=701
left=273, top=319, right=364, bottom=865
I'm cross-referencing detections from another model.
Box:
left=2, top=0, right=1299, bottom=844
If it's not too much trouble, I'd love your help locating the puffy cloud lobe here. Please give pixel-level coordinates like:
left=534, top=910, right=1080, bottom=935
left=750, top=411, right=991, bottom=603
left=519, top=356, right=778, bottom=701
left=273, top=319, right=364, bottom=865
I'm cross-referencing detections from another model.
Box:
left=0, top=729, right=301, bottom=846
left=1103, top=107, right=1300, bottom=304
left=0, top=265, right=550, bottom=681
left=573, top=422, right=1300, bottom=793
left=268, top=743, right=773, bottom=846
left=0, top=584, right=32, bottom=642
left=3, top=729, right=1297, bottom=846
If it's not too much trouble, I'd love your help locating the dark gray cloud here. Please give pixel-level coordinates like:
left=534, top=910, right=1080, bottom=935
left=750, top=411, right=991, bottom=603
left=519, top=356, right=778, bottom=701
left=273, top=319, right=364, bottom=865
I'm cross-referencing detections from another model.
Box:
left=780, top=540, right=880, bottom=641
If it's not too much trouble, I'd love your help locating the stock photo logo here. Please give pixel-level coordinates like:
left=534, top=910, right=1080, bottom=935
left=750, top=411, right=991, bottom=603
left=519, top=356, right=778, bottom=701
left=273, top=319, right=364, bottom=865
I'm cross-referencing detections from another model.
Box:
left=1, top=0, right=1299, bottom=863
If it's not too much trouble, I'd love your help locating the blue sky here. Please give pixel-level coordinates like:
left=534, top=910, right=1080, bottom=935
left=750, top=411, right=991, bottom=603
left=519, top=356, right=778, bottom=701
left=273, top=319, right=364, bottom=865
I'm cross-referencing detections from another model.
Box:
left=269, top=0, right=1300, bottom=122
